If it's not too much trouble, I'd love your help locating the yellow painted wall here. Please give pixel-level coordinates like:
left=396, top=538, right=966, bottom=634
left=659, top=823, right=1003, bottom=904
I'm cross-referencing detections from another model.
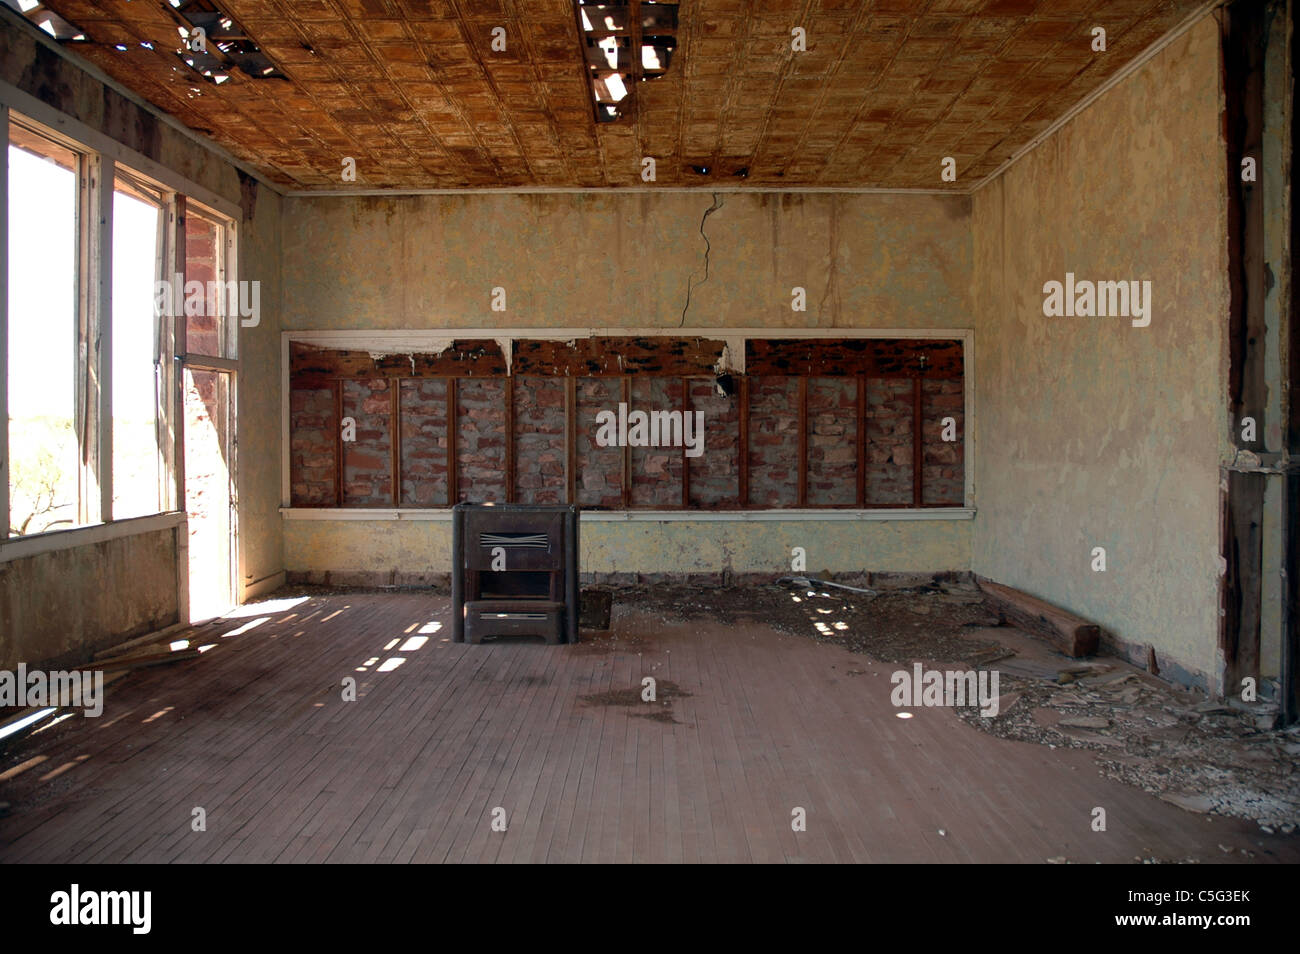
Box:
left=971, top=17, right=1229, bottom=686
left=280, top=189, right=976, bottom=575
left=281, top=191, right=971, bottom=331
left=284, top=517, right=972, bottom=581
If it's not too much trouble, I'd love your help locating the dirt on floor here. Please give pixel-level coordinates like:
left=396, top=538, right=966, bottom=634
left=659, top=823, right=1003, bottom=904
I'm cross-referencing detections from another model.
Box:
left=590, top=577, right=1300, bottom=835
left=13, top=579, right=1293, bottom=840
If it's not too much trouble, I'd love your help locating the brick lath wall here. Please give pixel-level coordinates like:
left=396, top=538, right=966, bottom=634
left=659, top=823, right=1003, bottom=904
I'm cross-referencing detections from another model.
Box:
left=630, top=377, right=685, bottom=508
left=687, top=378, right=739, bottom=507
left=399, top=378, right=448, bottom=506
left=456, top=378, right=506, bottom=502
left=864, top=378, right=914, bottom=505
left=921, top=378, right=964, bottom=506
left=807, top=377, right=858, bottom=506
left=341, top=379, right=392, bottom=506
left=576, top=377, right=623, bottom=508
left=286, top=342, right=965, bottom=511
left=514, top=376, right=566, bottom=505
left=747, top=376, right=800, bottom=507
left=289, top=387, right=335, bottom=505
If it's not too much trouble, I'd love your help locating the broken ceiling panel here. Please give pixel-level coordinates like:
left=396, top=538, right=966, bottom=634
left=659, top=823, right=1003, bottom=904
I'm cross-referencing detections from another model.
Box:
left=15, top=0, right=1208, bottom=190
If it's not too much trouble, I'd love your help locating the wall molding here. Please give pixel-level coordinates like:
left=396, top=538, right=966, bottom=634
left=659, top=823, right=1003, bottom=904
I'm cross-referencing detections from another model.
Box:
left=281, top=507, right=974, bottom=523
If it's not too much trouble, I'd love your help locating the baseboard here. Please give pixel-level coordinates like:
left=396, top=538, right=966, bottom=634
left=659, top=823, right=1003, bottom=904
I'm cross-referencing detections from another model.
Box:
left=242, top=570, right=287, bottom=601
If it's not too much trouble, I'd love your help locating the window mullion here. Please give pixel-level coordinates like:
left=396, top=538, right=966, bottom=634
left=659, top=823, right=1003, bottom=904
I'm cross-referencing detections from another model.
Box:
left=0, top=106, right=9, bottom=537
left=94, top=157, right=114, bottom=524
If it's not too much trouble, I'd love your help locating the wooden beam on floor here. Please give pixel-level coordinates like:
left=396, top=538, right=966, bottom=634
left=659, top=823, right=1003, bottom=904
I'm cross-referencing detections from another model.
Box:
left=976, top=577, right=1101, bottom=658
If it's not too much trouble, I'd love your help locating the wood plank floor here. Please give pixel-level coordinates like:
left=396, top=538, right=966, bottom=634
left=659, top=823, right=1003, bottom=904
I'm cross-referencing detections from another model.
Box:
left=0, top=591, right=1293, bottom=863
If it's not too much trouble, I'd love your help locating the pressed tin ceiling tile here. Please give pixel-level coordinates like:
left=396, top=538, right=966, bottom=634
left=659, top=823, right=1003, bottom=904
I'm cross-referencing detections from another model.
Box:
left=25, top=0, right=1206, bottom=190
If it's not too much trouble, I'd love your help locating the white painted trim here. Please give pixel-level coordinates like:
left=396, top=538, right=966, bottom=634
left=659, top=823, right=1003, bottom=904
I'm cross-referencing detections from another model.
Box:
left=0, top=511, right=185, bottom=563
left=970, top=0, right=1224, bottom=194
left=0, top=81, right=241, bottom=221
left=285, top=327, right=972, bottom=343
left=0, top=4, right=279, bottom=197
left=281, top=507, right=974, bottom=523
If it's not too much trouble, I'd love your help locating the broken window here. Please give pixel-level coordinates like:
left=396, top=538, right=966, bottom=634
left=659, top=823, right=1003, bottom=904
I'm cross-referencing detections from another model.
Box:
left=574, top=1, right=678, bottom=123
left=286, top=337, right=967, bottom=513
left=110, top=169, right=168, bottom=521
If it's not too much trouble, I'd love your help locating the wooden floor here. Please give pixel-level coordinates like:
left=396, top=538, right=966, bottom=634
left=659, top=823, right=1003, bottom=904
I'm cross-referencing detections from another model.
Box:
left=0, top=591, right=1292, bottom=864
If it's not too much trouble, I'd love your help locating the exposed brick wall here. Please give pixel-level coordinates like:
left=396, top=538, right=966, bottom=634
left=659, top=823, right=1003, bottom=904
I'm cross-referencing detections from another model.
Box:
left=807, top=376, right=857, bottom=506
left=285, top=343, right=966, bottom=512
left=864, top=378, right=913, bottom=505
left=455, top=378, right=506, bottom=502
left=629, top=376, right=685, bottom=508
left=921, top=378, right=964, bottom=506
left=184, top=214, right=221, bottom=358
left=747, top=376, right=799, bottom=507
left=687, top=377, right=739, bottom=507
left=341, top=378, right=392, bottom=506
left=575, top=377, right=623, bottom=508
left=289, top=386, right=335, bottom=506
left=514, top=376, right=566, bottom=504
left=399, top=378, right=448, bottom=506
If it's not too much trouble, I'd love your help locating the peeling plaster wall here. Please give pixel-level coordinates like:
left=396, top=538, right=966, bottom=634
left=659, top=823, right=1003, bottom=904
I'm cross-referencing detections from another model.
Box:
left=280, top=190, right=973, bottom=576
left=0, top=16, right=284, bottom=665
left=284, top=517, right=971, bottom=584
left=971, top=17, right=1229, bottom=687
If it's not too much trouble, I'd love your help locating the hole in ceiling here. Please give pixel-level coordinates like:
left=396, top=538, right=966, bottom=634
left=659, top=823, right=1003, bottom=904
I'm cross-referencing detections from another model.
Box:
left=168, top=0, right=286, bottom=84
left=0, top=0, right=89, bottom=41
left=575, top=0, right=678, bottom=124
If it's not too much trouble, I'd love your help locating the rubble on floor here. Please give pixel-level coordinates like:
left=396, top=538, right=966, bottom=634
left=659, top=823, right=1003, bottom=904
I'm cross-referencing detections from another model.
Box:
left=604, top=578, right=1300, bottom=832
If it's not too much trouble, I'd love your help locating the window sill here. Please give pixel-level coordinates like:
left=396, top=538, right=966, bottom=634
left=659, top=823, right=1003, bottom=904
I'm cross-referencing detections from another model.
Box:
left=0, top=511, right=185, bottom=564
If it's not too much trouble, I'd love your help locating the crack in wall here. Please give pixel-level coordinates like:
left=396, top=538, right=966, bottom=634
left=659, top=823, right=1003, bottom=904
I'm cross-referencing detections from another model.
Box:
left=679, top=193, right=724, bottom=327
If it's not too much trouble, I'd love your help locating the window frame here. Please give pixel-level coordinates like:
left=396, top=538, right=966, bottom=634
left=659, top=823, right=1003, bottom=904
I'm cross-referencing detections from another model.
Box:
left=0, top=85, right=241, bottom=554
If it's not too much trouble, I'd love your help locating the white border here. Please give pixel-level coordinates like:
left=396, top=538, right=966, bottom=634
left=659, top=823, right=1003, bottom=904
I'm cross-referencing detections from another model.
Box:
left=281, top=327, right=976, bottom=515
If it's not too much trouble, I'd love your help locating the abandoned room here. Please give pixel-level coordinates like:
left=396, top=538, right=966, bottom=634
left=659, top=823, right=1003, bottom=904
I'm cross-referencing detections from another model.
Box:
left=0, top=0, right=1297, bottom=876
